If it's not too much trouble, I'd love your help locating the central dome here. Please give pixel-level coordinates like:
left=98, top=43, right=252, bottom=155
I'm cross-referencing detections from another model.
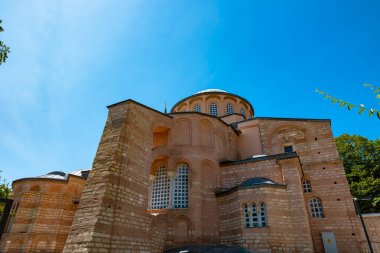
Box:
left=196, top=89, right=227, bottom=94
left=170, top=89, right=254, bottom=120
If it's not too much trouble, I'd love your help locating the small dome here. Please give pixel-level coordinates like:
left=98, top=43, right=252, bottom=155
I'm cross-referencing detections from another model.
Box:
left=196, top=89, right=227, bottom=94
left=70, top=169, right=90, bottom=179
left=240, top=177, right=277, bottom=188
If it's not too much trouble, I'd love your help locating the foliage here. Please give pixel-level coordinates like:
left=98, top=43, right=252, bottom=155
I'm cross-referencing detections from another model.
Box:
left=335, top=134, right=380, bottom=213
left=0, top=177, right=11, bottom=199
left=316, top=83, right=380, bottom=120
left=0, top=19, right=10, bottom=65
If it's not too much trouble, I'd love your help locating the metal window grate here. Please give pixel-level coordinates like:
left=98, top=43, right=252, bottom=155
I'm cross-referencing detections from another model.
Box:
left=309, top=198, right=325, bottom=218
left=303, top=180, right=312, bottom=193
left=173, top=164, right=189, bottom=208
left=194, top=104, right=201, bottom=112
left=210, top=102, right=218, bottom=116
left=151, top=166, right=170, bottom=209
left=244, top=202, right=267, bottom=228
left=226, top=103, right=233, bottom=115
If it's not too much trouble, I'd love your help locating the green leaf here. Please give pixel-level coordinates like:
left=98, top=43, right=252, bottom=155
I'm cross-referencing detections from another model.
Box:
left=348, top=104, right=355, bottom=110
left=376, top=94, right=380, bottom=99
left=332, top=98, right=338, bottom=104
left=358, top=107, right=365, bottom=115
left=373, top=88, right=380, bottom=94
left=315, top=89, right=325, bottom=95
left=369, top=109, right=374, bottom=117
left=377, top=111, right=380, bottom=119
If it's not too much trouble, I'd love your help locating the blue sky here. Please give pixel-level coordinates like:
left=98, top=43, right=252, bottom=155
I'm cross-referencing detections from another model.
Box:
left=0, top=0, right=379, bottom=183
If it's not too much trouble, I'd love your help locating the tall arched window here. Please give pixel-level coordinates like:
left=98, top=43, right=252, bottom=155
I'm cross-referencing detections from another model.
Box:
left=209, top=102, right=218, bottom=116
left=151, top=166, right=170, bottom=209
left=173, top=164, right=189, bottom=208
left=309, top=198, right=325, bottom=218
left=194, top=104, right=201, bottom=112
left=243, top=202, right=267, bottom=228
left=240, top=109, right=246, bottom=117
left=303, top=180, right=312, bottom=193
left=259, top=203, right=267, bottom=227
left=244, top=204, right=250, bottom=228
left=226, top=103, right=233, bottom=115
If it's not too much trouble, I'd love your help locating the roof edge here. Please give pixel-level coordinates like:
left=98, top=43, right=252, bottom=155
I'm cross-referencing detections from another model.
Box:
left=220, top=152, right=298, bottom=166
left=107, top=99, right=173, bottom=119
left=232, top=117, right=331, bottom=126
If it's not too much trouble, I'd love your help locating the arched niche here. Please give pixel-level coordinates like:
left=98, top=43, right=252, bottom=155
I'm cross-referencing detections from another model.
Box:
left=48, top=186, right=62, bottom=194
left=30, top=185, right=41, bottom=192
left=268, top=125, right=308, bottom=155
left=174, top=216, right=191, bottom=239
left=199, top=119, right=214, bottom=148
left=201, top=160, right=217, bottom=189
left=152, top=126, right=170, bottom=148
left=150, top=155, right=169, bottom=176
left=174, top=119, right=191, bottom=146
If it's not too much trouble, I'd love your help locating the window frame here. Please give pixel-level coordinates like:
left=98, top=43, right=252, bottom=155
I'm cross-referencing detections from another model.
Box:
left=309, top=198, right=325, bottom=218
left=209, top=102, right=218, bottom=117
left=243, top=202, right=268, bottom=228
left=172, top=164, right=189, bottom=208
left=226, top=103, right=234, bottom=115
left=150, top=165, right=171, bottom=209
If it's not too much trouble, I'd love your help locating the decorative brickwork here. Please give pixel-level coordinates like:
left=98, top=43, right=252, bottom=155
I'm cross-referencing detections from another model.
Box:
left=2, top=90, right=375, bottom=253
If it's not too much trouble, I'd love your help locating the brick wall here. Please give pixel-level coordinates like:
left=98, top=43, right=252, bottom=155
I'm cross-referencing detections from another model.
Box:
left=0, top=176, right=86, bottom=253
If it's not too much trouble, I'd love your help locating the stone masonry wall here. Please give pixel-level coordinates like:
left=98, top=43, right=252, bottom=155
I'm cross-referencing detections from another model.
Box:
left=0, top=176, right=86, bottom=253
left=256, top=119, right=362, bottom=252
left=63, top=101, right=172, bottom=253
left=360, top=214, right=380, bottom=253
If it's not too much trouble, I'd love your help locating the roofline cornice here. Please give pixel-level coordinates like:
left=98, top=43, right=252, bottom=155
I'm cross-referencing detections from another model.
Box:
left=220, top=152, right=299, bottom=166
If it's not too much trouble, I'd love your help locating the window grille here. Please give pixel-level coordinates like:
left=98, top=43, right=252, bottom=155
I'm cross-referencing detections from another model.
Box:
left=194, top=104, right=201, bottom=112
left=210, top=102, right=218, bottom=116
left=303, top=180, right=312, bottom=193
left=244, top=204, right=250, bottom=228
left=259, top=203, right=267, bottom=227
left=309, top=198, right=325, bottom=218
left=226, top=103, right=233, bottom=115
left=243, top=202, right=267, bottom=228
left=240, top=109, right=245, bottom=117
left=151, top=166, right=170, bottom=209
left=251, top=203, right=258, bottom=227
left=284, top=145, right=293, bottom=153
left=173, top=164, right=189, bottom=208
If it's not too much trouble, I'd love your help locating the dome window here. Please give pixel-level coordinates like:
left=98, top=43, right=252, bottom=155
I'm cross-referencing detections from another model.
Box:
left=209, top=102, right=218, bottom=117
left=226, top=103, right=233, bottom=115
left=194, top=104, right=201, bottom=112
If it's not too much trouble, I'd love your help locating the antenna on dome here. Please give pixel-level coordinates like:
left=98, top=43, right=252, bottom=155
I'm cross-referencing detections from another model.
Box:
left=164, top=101, right=167, bottom=114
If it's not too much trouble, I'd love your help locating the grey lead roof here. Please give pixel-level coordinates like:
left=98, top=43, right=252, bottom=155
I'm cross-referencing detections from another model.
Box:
left=20, top=169, right=90, bottom=181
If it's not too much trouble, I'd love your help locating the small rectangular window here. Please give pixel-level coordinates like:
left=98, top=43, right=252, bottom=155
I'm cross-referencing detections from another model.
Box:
left=284, top=146, right=293, bottom=153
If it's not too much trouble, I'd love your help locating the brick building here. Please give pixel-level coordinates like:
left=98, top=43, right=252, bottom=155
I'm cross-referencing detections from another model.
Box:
left=1, top=89, right=377, bottom=252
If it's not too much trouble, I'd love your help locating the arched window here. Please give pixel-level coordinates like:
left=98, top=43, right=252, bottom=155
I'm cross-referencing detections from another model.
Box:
left=173, top=164, right=189, bottom=208
left=244, top=204, right=250, bottom=228
left=259, top=203, right=267, bottom=227
left=243, top=202, right=267, bottom=228
left=303, top=180, right=312, bottom=193
left=240, top=109, right=246, bottom=117
left=251, top=203, right=258, bottom=227
left=151, top=166, right=170, bottom=209
left=209, top=102, right=218, bottom=116
left=194, top=104, right=201, bottom=112
left=309, top=198, right=325, bottom=218
left=226, top=103, right=233, bottom=115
